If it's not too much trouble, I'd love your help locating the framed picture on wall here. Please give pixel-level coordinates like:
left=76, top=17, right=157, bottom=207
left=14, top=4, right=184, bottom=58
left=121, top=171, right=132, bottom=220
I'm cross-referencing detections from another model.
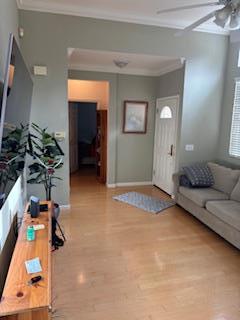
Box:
left=123, top=101, right=148, bottom=134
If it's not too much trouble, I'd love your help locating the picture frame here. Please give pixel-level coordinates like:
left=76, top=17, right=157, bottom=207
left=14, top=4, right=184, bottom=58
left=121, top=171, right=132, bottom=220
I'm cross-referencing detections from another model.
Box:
left=123, top=101, right=148, bottom=134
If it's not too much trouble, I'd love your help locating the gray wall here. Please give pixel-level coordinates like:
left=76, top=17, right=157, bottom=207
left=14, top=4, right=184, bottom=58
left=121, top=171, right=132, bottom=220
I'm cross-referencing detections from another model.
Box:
left=19, top=10, right=228, bottom=204
left=181, top=60, right=226, bottom=166
left=116, top=74, right=157, bottom=183
left=0, top=0, right=19, bottom=81
left=69, top=70, right=157, bottom=183
left=218, top=41, right=240, bottom=166
left=157, top=67, right=185, bottom=98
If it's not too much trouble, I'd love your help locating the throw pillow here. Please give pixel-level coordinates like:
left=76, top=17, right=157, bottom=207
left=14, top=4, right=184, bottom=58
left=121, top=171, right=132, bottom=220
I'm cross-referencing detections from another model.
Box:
left=179, top=175, right=192, bottom=188
left=183, top=163, right=214, bottom=188
left=208, top=162, right=240, bottom=195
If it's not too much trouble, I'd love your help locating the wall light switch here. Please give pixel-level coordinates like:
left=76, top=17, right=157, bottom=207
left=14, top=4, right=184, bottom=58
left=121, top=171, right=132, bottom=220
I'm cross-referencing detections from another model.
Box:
left=54, top=132, right=66, bottom=141
left=33, top=66, right=47, bottom=76
left=185, top=144, right=194, bottom=151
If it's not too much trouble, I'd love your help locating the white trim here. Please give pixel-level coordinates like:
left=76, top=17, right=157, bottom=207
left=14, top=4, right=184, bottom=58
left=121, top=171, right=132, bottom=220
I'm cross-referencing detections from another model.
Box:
left=108, top=181, right=153, bottom=188
left=17, top=1, right=228, bottom=35
left=107, top=183, right=116, bottom=188
left=157, top=61, right=184, bottom=77
left=156, top=95, right=180, bottom=102
left=153, top=96, right=180, bottom=194
left=117, top=181, right=153, bottom=187
left=68, top=60, right=184, bottom=77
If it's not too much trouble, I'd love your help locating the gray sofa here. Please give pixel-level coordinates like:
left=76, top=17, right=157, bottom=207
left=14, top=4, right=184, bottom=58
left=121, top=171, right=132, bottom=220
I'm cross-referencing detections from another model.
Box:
left=173, top=162, right=240, bottom=249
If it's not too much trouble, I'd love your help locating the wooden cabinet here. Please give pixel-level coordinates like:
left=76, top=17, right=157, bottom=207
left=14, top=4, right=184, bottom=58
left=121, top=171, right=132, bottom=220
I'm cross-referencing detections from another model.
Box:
left=96, top=110, right=107, bottom=184
left=0, top=202, right=53, bottom=319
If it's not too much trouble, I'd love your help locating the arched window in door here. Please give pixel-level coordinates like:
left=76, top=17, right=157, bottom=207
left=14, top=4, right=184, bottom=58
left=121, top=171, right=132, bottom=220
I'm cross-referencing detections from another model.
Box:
left=160, top=106, right=172, bottom=119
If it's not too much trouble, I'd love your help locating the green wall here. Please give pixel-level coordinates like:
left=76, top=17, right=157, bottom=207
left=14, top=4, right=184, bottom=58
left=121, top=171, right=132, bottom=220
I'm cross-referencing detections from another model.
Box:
left=218, top=41, right=240, bottom=166
left=19, top=10, right=228, bottom=205
left=69, top=70, right=157, bottom=184
left=0, top=0, right=19, bottom=80
left=116, top=74, right=157, bottom=183
left=157, top=67, right=185, bottom=99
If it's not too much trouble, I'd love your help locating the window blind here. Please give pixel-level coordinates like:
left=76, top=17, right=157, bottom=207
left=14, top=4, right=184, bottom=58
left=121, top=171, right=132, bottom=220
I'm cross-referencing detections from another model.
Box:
left=229, top=80, right=240, bottom=158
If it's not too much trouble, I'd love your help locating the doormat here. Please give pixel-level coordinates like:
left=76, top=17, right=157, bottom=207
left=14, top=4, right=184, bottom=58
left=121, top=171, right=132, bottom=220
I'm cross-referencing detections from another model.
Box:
left=113, top=192, right=175, bottom=214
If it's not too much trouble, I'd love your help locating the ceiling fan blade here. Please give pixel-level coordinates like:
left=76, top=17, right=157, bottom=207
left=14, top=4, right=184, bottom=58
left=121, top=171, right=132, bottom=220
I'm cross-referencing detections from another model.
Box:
left=157, top=2, right=221, bottom=14
left=175, top=11, right=216, bottom=36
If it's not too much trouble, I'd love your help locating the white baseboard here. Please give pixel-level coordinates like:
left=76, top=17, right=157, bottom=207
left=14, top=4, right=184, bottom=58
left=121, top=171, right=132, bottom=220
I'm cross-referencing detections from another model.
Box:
left=60, top=204, right=71, bottom=210
left=107, top=181, right=153, bottom=188
left=107, top=183, right=116, bottom=188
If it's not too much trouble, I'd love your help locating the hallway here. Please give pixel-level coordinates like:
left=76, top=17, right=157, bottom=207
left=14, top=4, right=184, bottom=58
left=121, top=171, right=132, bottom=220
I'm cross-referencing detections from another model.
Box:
left=52, top=179, right=240, bottom=320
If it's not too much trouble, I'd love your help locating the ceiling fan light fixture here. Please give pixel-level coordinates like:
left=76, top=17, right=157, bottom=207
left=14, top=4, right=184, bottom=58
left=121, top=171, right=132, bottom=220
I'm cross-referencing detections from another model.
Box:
left=113, top=60, right=129, bottom=69
left=215, top=5, right=232, bottom=21
left=236, top=5, right=240, bottom=17
left=229, top=13, right=240, bottom=29
left=213, top=17, right=227, bottom=27
left=232, top=0, right=240, bottom=10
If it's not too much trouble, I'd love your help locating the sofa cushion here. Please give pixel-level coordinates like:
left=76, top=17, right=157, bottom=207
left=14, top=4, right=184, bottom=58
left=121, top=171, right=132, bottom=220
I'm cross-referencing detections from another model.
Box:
left=182, top=164, right=214, bottom=187
left=179, top=186, right=229, bottom=208
left=231, top=177, right=240, bottom=202
left=207, top=162, right=240, bottom=195
left=206, top=200, right=240, bottom=231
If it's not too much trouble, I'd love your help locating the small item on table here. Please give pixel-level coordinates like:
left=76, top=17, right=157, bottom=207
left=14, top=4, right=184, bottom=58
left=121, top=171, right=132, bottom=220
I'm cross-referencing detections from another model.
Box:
left=28, top=275, right=43, bottom=286
left=33, top=224, right=45, bottom=231
left=27, top=225, right=35, bottom=241
left=29, top=196, right=40, bottom=218
left=25, top=257, right=42, bottom=274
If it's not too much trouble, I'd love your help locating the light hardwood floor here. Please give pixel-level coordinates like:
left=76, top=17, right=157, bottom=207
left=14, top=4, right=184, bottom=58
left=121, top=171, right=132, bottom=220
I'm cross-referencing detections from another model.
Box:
left=53, top=172, right=240, bottom=320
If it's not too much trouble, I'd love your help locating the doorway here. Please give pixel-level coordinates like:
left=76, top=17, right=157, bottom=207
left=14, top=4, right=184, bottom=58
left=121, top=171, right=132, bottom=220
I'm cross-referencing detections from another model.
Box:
left=153, top=96, right=179, bottom=195
left=68, top=78, right=109, bottom=186
left=69, top=101, right=107, bottom=184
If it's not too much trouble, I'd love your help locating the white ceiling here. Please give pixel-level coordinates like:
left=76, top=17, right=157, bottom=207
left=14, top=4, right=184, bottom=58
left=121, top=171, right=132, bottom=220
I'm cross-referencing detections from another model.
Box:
left=17, top=0, right=227, bottom=34
left=68, top=48, right=184, bottom=76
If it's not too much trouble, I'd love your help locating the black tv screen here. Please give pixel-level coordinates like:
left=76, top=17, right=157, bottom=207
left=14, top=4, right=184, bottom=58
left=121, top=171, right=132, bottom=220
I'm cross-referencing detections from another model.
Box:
left=0, top=34, right=33, bottom=206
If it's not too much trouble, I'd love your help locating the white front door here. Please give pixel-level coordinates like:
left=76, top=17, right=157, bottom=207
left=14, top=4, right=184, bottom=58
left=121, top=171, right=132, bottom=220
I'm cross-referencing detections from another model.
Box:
left=153, top=96, right=179, bottom=195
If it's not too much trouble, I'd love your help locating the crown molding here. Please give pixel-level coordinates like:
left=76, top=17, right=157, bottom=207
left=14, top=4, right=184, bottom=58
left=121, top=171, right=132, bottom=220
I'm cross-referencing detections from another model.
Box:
left=157, top=60, right=184, bottom=76
left=17, top=0, right=229, bottom=35
left=68, top=60, right=184, bottom=77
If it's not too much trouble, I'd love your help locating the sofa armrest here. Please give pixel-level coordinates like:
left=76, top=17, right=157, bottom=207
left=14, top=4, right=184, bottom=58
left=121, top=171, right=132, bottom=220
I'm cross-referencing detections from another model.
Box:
left=172, top=171, right=183, bottom=200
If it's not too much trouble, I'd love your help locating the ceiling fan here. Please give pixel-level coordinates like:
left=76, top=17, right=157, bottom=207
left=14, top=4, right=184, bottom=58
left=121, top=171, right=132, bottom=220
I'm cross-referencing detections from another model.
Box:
left=157, top=0, right=240, bottom=35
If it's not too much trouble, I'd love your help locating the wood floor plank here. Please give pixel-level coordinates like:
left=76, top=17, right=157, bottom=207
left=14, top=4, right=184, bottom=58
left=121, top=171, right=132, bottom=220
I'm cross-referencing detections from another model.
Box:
left=52, top=171, right=240, bottom=320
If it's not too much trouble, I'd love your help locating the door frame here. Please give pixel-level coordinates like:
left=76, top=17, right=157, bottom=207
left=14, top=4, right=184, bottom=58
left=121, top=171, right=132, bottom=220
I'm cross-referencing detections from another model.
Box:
left=153, top=95, right=180, bottom=194
left=68, top=99, right=109, bottom=184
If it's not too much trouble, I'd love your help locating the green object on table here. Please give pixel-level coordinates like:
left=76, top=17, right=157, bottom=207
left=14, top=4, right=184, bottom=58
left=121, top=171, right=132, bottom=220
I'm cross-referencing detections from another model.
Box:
left=27, top=226, right=35, bottom=241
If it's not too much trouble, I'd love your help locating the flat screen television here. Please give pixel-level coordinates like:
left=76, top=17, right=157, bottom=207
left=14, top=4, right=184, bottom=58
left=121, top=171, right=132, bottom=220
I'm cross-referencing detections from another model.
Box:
left=0, top=34, right=33, bottom=207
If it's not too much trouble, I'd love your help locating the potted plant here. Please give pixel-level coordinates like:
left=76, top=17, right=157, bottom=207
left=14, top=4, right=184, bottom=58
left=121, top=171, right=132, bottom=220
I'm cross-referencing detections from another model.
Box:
left=27, top=123, right=64, bottom=202
left=27, top=123, right=65, bottom=246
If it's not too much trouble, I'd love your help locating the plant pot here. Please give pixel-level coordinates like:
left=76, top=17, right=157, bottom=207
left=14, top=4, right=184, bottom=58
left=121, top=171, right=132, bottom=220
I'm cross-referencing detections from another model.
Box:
left=53, top=203, right=60, bottom=220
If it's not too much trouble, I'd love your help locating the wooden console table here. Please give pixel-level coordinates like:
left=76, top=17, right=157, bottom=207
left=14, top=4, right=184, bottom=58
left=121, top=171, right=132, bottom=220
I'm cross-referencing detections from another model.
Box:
left=0, top=201, right=52, bottom=319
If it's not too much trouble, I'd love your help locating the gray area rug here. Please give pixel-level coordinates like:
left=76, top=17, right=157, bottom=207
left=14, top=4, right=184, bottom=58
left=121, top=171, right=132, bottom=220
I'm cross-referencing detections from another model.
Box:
left=113, top=191, right=175, bottom=214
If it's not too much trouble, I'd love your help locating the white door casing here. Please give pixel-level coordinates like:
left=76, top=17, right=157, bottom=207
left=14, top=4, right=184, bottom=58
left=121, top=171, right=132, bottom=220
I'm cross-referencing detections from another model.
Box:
left=153, top=96, right=179, bottom=195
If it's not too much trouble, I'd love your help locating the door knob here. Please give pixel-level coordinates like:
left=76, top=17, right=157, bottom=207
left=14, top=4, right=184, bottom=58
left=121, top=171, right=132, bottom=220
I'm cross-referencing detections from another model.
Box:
left=168, top=144, right=173, bottom=156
